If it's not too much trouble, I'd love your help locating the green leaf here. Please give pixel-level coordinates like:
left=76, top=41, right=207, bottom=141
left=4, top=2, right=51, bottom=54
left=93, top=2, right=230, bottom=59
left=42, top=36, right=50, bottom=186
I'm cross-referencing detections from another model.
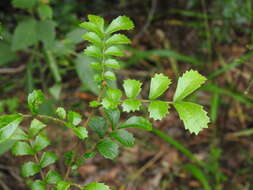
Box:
left=56, top=181, right=72, bottom=190
left=88, top=116, right=107, bottom=138
left=106, top=34, right=131, bottom=46
left=122, top=99, right=141, bottom=112
left=37, top=20, right=56, bottom=48
left=79, top=22, right=102, bottom=37
left=29, top=119, right=46, bottom=138
left=149, top=73, right=171, bottom=100
left=37, top=4, right=53, bottom=20
left=40, top=152, right=58, bottom=168
left=109, top=130, right=135, bottom=147
left=104, top=46, right=123, bottom=57
left=0, top=114, right=23, bottom=143
left=21, top=161, right=40, bottom=177
left=173, top=70, right=207, bottom=101
left=73, top=127, right=88, bottom=140
left=12, top=18, right=38, bottom=51
left=83, top=152, right=96, bottom=160
left=104, top=109, right=120, bottom=129
left=105, top=59, right=120, bottom=69
left=67, top=111, right=82, bottom=126
left=83, top=182, right=111, bottom=190
left=56, top=107, right=66, bottom=120
left=89, top=100, right=101, bottom=108
left=10, top=128, right=29, bottom=141
left=173, top=101, right=210, bottom=135
left=88, top=14, right=104, bottom=34
left=104, top=71, right=116, bottom=80
left=84, top=45, right=102, bottom=58
left=123, top=79, right=142, bottom=98
left=90, top=62, right=102, bottom=70
left=31, top=180, right=46, bottom=190
left=27, top=90, right=45, bottom=114
left=82, top=32, right=102, bottom=47
left=97, top=139, right=119, bottom=160
left=148, top=100, right=170, bottom=120
left=33, top=135, right=51, bottom=152
left=11, top=141, right=34, bottom=156
left=12, top=0, right=36, bottom=9
left=106, top=16, right=134, bottom=34
left=46, top=170, right=62, bottom=184
left=101, top=88, right=122, bottom=109
left=118, top=116, right=152, bottom=131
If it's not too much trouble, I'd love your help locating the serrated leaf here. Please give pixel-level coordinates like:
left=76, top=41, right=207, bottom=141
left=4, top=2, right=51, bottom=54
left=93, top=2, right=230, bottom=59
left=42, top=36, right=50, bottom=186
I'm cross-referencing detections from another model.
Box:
left=56, top=181, right=72, bottom=190
left=122, top=99, right=141, bottom=112
left=12, top=18, right=38, bottom=51
left=56, top=107, right=66, bottom=120
left=118, top=116, right=152, bottom=131
left=12, top=0, right=36, bottom=9
left=148, top=100, right=170, bottom=120
left=46, top=170, right=62, bottom=184
left=0, top=114, right=23, bottom=143
left=104, top=109, right=120, bottom=129
left=73, top=127, right=88, bottom=140
left=105, top=59, right=120, bottom=69
left=149, top=73, right=171, bottom=100
left=31, top=180, right=46, bottom=190
left=104, top=71, right=116, bottom=80
left=82, top=32, right=102, bottom=47
left=101, top=88, right=122, bottom=109
left=79, top=22, right=102, bottom=37
left=88, top=14, right=104, bottom=34
left=11, top=141, right=34, bottom=156
left=173, top=70, right=207, bottom=101
left=21, top=161, right=40, bottom=177
left=97, top=139, right=119, bottom=160
left=173, top=101, right=210, bottom=135
left=37, top=20, right=56, bottom=48
left=83, top=182, right=111, bottom=190
left=123, top=79, right=142, bottom=98
left=110, top=130, right=135, bottom=147
left=104, top=46, right=123, bottom=57
left=67, top=111, right=82, bottom=126
left=29, top=119, right=46, bottom=138
left=88, top=116, right=107, bottom=138
left=106, top=34, right=131, bottom=46
left=33, top=135, right=50, bottom=152
left=84, top=45, right=102, bottom=58
left=37, top=4, right=53, bottom=20
left=40, top=152, right=58, bottom=168
left=106, top=16, right=134, bottom=34
left=27, top=90, right=45, bottom=114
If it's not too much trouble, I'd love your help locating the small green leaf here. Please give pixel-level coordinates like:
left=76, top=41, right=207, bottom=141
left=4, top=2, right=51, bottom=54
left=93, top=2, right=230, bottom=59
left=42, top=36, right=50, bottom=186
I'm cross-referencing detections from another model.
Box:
left=90, top=62, right=102, bottom=70
left=11, top=141, right=34, bottom=156
left=123, top=79, right=142, bottom=98
left=40, top=152, right=58, bottom=168
left=84, top=45, right=102, bottom=58
left=173, top=70, right=207, bottom=101
left=37, top=4, right=53, bottom=20
left=173, top=101, right=210, bottom=135
left=148, top=100, right=170, bottom=120
left=82, top=32, right=102, bottom=47
left=56, top=107, right=66, bottom=120
left=104, top=71, right=116, bottom=80
left=56, top=181, right=72, bottom=190
left=106, top=34, right=131, bottom=46
left=31, top=180, right=46, bottom=190
left=83, top=152, right=96, bottom=160
left=0, top=114, right=23, bottom=143
left=21, top=161, right=40, bottom=177
left=12, top=0, right=36, bottom=9
left=101, top=88, right=122, bottom=109
left=88, top=116, right=107, bottom=138
left=104, top=59, right=120, bottom=69
left=79, top=22, right=102, bottom=37
left=46, top=170, right=62, bottom=184
left=11, top=128, right=29, bottom=141
left=104, top=109, right=120, bottom=129
left=89, top=100, right=101, bottom=108
left=104, top=46, right=123, bottom=57
left=88, top=14, right=104, bottom=34
left=29, top=119, right=46, bottom=138
left=122, top=99, right=141, bottom=112
left=83, top=182, right=111, bottom=190
left=33, top=135, right=50, bottom=152
left=97, top=139, right=119, bottom=160
left=118, top=116, right=152, bottom=131
left=110, top=130, right=135, bottom=147
left=27, top=90, right=45, bottom=114
left=106, top=16, right=134, bottom=34
left=73, top=127, right=88, bottom=140
left=67, top=111, right=82, bottom=126
left=149, top=73, right=171, bottom=100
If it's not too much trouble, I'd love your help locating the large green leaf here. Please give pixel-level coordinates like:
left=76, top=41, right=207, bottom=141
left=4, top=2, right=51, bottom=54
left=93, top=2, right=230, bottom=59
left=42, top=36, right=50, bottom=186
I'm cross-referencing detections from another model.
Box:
left=12, top=18, right=38, bottom=51
left=148, top=100, right=170, bottom=120
left=87, top=15, right=104, bottom=34
left=173, top=70, right=206, bottom=101
left=118, top=116, right=152, bottom=131
left=88, top=116, right=107, bottom=138
left=106, top=16, right=134, bottom=34
left=11, top=141, right=34, bottom=156
left=83, top=182, right=111, bottom=190
left=97, top=139, right=119, bottom=160
left=173, top=101, right=210, bottom=135
left=109, top=130, right=135, bottom=147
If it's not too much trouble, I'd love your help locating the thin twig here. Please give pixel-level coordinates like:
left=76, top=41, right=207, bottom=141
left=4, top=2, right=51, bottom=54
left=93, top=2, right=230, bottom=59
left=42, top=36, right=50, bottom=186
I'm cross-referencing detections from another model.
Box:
left=0, top=65, right=26, bottom=74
